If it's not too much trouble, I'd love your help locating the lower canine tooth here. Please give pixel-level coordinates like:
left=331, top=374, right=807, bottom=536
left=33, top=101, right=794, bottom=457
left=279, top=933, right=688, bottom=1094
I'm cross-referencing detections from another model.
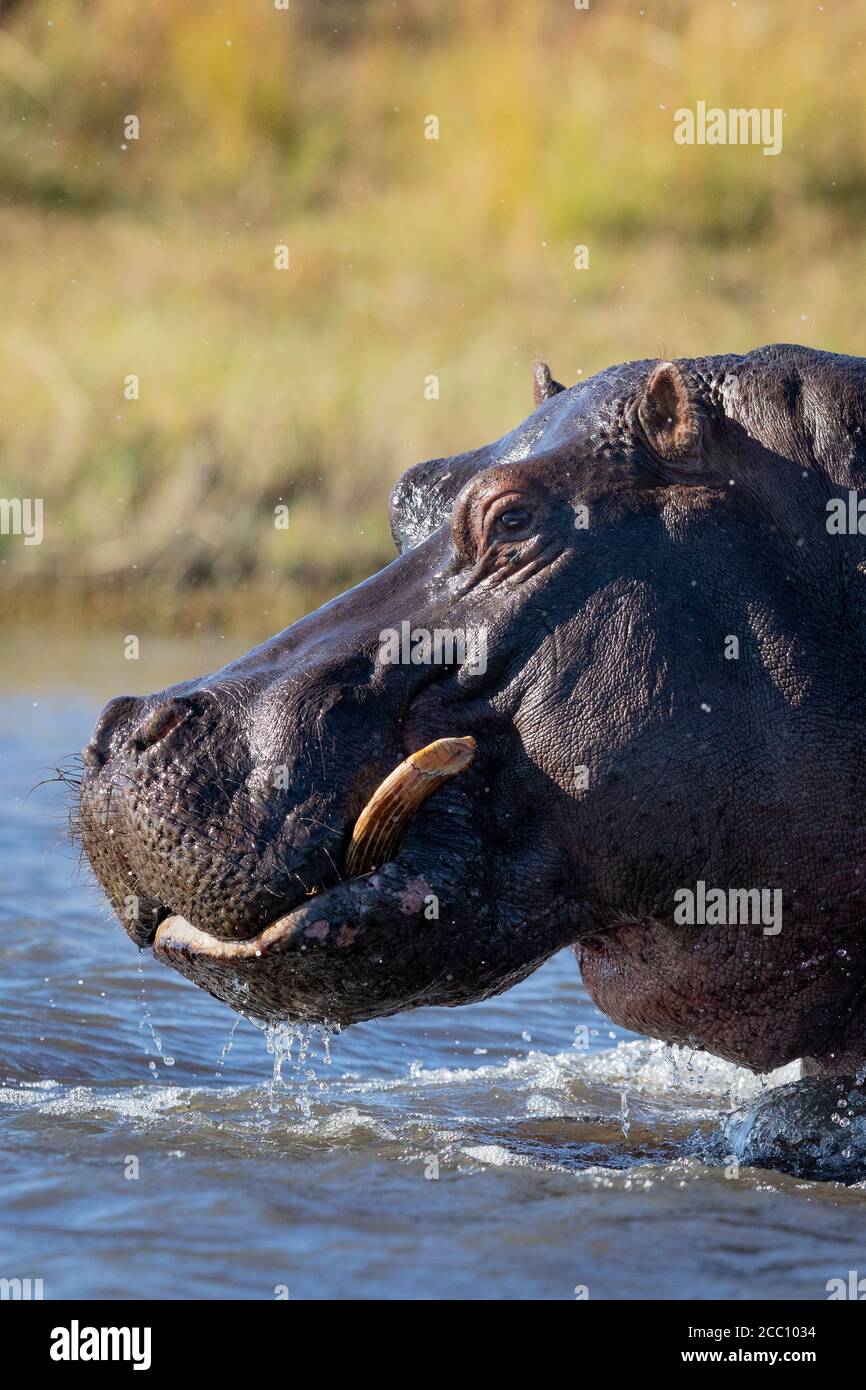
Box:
left=344, top=736, right=476, bottom=878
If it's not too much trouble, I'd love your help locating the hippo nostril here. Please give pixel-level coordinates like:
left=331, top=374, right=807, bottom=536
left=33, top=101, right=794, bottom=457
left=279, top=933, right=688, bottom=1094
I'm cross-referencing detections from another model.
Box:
left=82, top=744, right=104, bottom=772
left=129, top=697, right=193, bottom=753
left=83, top=694, right=143, bottom=770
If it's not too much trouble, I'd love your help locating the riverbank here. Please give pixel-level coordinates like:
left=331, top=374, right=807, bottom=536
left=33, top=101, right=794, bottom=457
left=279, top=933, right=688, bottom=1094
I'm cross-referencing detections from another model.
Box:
left=2, top=1, right=866, bottom=629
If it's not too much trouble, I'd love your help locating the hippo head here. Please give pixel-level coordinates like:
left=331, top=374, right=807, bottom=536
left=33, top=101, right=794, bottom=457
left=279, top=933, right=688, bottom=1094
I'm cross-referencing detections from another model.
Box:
left=80, top=345, right=866, bottom=1073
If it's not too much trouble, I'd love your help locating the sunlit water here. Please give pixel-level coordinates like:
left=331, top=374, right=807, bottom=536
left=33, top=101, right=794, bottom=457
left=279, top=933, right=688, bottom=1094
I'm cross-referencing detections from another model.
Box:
left=4, top=631, right=866, bottom=1300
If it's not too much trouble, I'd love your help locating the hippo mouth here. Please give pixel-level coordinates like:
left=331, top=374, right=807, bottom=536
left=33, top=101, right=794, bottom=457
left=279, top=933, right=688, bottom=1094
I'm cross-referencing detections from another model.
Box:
left=151, top=736, right=477, bottom=985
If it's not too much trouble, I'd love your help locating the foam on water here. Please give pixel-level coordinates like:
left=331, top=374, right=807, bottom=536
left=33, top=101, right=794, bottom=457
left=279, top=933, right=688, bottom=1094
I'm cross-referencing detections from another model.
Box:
left=0, top=1035, right=800, bottom=1162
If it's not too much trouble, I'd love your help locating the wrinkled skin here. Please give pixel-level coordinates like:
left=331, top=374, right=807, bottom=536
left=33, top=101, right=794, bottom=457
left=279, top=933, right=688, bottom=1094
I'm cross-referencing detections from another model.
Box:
left=80, top=343, right=866, bottom=1095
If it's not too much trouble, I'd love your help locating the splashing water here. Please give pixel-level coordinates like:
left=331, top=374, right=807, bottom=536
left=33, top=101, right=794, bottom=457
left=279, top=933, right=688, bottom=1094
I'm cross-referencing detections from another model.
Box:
left=262, top=1019, right=340, bottom=1118
left=215, top=1014, right=242, bottom=1077
left=136, top=955, right=174, bottom=1078
left=619, top=1085, right=631, bottom=1139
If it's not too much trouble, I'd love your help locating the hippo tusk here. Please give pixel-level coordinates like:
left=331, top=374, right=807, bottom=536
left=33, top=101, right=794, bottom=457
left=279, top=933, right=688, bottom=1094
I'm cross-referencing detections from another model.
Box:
left=152, top=737, right=477, bottom=969
left=344, top=736, right=477, bottom=878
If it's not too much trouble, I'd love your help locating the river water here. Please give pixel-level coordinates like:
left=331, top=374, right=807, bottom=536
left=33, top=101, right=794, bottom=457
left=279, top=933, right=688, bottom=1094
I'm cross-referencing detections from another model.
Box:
left=3, top=628, right=866, bottom=1300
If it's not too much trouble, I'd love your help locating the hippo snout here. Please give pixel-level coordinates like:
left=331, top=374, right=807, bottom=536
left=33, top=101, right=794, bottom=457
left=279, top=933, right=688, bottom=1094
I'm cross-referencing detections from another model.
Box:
left=82, top=694, right=144, bottom=771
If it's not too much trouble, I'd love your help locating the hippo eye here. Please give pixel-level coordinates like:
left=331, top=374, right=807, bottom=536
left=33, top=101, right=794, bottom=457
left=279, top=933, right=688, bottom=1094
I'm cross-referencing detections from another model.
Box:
left=494, top=507, right=532, bottom=535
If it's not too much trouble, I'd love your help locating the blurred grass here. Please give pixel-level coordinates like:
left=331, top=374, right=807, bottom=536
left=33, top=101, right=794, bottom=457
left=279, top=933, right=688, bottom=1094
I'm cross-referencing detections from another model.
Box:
left=0, top=0, right=865, bottom=631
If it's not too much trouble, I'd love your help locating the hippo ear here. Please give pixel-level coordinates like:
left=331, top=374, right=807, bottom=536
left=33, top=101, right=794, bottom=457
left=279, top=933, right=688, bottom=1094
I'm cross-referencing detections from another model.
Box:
left=638, top=361, right=701, bottom=461
left=533, top=361, right=565, bottom=408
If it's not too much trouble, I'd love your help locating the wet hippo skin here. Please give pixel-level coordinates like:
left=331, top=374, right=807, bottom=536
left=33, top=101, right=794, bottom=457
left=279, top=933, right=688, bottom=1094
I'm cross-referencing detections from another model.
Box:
left=79, top=344, right=866, bottom=1178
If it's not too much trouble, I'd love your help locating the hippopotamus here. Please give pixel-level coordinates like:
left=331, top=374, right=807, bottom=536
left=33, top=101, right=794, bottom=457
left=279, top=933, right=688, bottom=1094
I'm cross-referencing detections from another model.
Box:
left=79, top=343, right=866, bottom=1179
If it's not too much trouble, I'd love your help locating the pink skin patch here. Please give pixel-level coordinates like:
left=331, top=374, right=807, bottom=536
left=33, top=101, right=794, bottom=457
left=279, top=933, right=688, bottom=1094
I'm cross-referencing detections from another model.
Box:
left=336, top=925, right=359, bottom=948
left=398, top=876, right=431, bottom=915
left=304, top=919, right=330, bottom=940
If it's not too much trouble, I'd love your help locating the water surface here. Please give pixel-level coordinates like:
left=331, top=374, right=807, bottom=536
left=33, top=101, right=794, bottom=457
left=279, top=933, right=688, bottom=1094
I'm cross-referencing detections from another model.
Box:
left=3, top=629, right=865, bottom=1300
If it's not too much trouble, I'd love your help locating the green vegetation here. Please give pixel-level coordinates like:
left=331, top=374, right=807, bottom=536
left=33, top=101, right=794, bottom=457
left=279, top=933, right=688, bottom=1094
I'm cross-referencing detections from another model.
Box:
left=1, top=0, right=864, bottom=630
